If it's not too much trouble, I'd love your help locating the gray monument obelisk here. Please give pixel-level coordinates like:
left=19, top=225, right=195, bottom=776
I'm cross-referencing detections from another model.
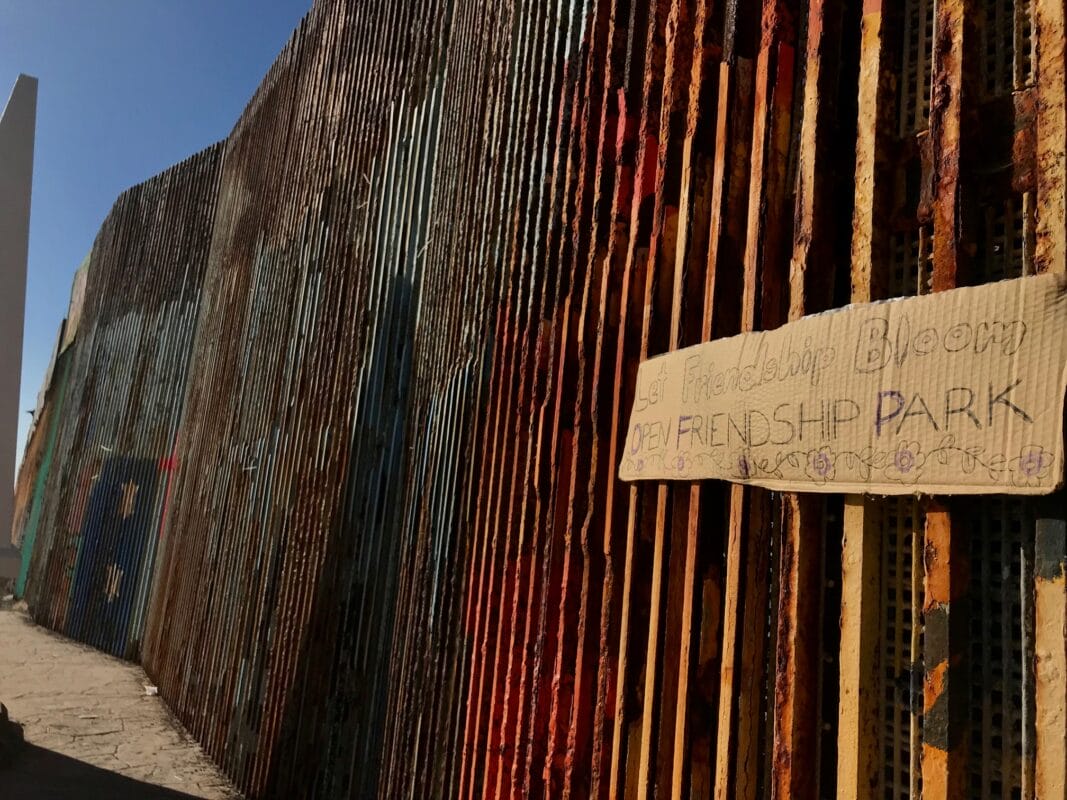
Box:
left=0, top=75, right=37, bottom=550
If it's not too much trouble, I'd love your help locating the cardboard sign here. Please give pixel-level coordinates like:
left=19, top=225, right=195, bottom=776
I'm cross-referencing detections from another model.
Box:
left=619, top=273, right=1067, bottom=495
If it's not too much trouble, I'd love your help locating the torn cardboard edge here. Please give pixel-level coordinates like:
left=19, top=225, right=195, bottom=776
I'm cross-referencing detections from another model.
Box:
left=618, top=273, right=1067, bottom=496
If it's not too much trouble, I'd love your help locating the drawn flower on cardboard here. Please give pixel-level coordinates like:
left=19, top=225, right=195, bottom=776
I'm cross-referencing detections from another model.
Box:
left=884, top=440, right=927, bottom=483
left=1009, top=444, right=1053, bottom=487
left=805, top=447, right=836, bottom=484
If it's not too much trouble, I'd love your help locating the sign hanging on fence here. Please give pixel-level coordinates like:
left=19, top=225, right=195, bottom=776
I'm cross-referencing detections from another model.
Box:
left=619, top=273, right=1067, bottom=495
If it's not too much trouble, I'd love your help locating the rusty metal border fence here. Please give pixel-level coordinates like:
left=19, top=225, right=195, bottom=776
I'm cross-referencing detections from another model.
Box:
left=13, top=0, right=1067, bottom=798
left=20, top=144, right=223, bottom=657
left=140, top=3, right=501, bottom=796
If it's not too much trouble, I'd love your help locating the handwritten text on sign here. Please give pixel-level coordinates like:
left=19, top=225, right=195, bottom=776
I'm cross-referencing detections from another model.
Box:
left=618, top=273, right=1067, bottom=495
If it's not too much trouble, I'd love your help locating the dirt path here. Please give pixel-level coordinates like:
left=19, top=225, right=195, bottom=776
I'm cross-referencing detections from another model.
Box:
left=0, top=607, right=239, bottom=799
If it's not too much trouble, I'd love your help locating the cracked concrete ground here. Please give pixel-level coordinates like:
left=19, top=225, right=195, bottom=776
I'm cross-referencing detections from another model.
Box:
left=0, top=607, right=240, bottom=799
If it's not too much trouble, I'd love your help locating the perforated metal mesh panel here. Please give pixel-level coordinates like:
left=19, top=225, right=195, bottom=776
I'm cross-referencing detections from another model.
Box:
left=977, top=195, right=1033, bottom=283
left=880, top=498, right=923, bottom=800
left=983, top=0, right=1018, bottom=98
left=964, top=498, right=1032, bottom=799
left=882, top=5, right=1042, bottom=800
left=979, top=0, right=1035, bottom=96
left=968, top=48, right=1032, bottom=789
left=759, top=498, right=783, bottom=800
left=889, top=232, right=921, bottom=297
left=876, top=68, right=929, bottom=800
left=965, top=40, right=1033, bottom=797
left=1014, top=0, right=1036, bottom=89
left=900, top=0, right=935, bottom=136
left=817, top=499, right=843, bottom=800
left=889, top=225, right=934, bottom=298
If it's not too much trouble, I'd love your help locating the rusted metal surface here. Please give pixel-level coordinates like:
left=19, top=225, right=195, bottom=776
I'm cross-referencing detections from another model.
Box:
left=837, top=496, right=882, bottom=800
left=772, top=0, right=855, bottom=796
left=12, top=0, right=1067, bottom=798
left=921, top=501, right=969, bottom=800
left=1034, top=494, right=1067, bottom=800
left=15, top=258, right=91, bottom=595
left=12, top=337, right=73, bottom=598
left=920, top=0, right=975, bottom=795
left=1033, top=2, right=1067, bottom=795
left=142, top=5, right=480, bottom=796
left=21, top=145, right=223, bottom=657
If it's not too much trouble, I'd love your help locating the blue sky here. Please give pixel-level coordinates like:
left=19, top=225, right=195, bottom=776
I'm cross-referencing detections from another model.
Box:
left=1, top=0, right=311, bottom=462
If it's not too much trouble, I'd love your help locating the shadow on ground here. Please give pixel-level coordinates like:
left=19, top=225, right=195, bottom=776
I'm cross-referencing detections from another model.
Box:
left=0, top=743, right=203, bottom=799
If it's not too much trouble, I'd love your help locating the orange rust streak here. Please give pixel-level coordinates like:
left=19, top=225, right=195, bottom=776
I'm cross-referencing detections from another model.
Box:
left=922, top=744, right=952, bottom=800
left=928, top=0, right=969, bottom=291
left=921, top=502, right=968, bottom=800
left=923, top=1, right=975, bottom=796
left=712, top=483, right=749, bottom=800
left=922, top=507, right=955, bottom=608
left=609, top=1, right=669, bottom=796
left=630, top=0, right=696, bottom=796
left=666, top=0, right=714, bottom=797
left=923, top=657, right=950, bottom=714
left=773, top=0, right=840, bottom=794
left=717, top=3, right=796, bottom=799
left=771, top=495, right=821, bottom=800
left=838, top=3, right=893, bottom=796
left=1034, top=4, right=1067, bottom=788
left=544, top=5, right=617, bottom=795
left=1035, top=0, right=1067, bottom=275
left=703, top=62, right=734, bottom=341
left=559, top=4, right=628, bottom=798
